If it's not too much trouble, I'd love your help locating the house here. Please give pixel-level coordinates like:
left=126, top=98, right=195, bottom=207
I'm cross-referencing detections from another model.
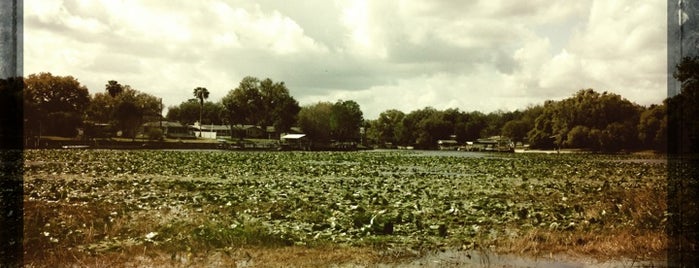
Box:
left=470, top=136, right=515, bottom=152
left=143, top=121, right=195, bottom=139
left=437, top=139, right=459, bottom=150
left=190, top=123, right=232, bottom=139
left=242, top=125, right=265, bottom=138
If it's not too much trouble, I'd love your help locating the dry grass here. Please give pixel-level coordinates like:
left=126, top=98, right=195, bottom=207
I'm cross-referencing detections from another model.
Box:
left=496, top=182, right=668, bottom=262
left=498, top=228, right=666, bottom=261
left=24, top=245, right=384, bottom=268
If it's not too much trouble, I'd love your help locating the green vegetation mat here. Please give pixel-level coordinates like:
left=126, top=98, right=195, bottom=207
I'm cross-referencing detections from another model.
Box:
left=23, top=150, right=667, bottom=263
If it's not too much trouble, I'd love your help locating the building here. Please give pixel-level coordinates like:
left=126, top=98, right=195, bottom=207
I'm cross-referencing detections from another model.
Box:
left=279, top=133, right=310, bottom=150
left=190, top=123, right=232, bottom=139
left=437, top=139, right=459, bottom=150
left=142, top=121, right=195, bottom=139
left=471, top=136, right=515, bottom=152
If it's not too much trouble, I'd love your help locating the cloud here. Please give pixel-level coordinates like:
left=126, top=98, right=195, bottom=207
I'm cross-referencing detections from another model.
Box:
left=24, top=0, right=667, bottom=120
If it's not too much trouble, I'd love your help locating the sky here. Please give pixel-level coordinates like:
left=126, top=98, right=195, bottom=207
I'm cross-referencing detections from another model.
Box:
left=24, top=0, right=667, bottom=119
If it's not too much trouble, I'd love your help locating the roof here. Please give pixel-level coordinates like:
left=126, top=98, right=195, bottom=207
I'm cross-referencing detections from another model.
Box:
left=191, top=124, right=231, bottom=131
left=280, top=134, right=306, bottom=140
left=143, top=121, right=185, bottom=128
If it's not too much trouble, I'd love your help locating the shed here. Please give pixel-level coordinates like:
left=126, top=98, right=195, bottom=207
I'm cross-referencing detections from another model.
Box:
left=279, top=133, right=310, bottom=150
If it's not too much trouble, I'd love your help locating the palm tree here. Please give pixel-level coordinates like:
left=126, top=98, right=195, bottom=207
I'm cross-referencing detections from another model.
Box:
left=106, top=80, right=123, bottom=97
left=193, top=87, right=209, bottom=137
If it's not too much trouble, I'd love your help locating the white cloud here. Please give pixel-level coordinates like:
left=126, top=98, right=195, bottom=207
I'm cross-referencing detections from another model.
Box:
left=23, top=0, right=667, bottom=120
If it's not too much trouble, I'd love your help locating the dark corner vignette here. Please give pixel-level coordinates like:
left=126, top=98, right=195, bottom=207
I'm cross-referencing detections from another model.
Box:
left=1, top=0, right=24, bottom=266
left=668, top=0, right=699, bottom=266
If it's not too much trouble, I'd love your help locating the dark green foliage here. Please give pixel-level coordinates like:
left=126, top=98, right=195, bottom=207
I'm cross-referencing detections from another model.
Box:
left=24, top=73, right=90, bottom=137
left=167, top=100, right=226, bottom=125
left=637, top=104, right=667, bottom=152
left=298, top=102, right=333, bottom=142
left=113, top=100, right=142, bottom=138
left=222, top=76, right=300, bottom=133
left=330, top=100, right=364, bottom=142
left=298, top=100, right=363, bottom=142
left=526, top=89, right=642, bottom=152
left=502, top=119, right=529, bottom=144
left=106, top=80, right=123, bottom=98
left=193, top=87, right=210, bottom=129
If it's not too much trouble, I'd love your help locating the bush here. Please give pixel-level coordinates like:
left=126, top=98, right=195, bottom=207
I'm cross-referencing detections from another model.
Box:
left=146, top=128, right=164, bottom=141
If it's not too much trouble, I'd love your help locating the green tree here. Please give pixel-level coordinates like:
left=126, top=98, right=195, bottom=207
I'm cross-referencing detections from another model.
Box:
left=461, top=111, right=488, bottom=142
left=193, top=87, right=209, bottom=137
left=298, top=102, right=333, bottom=142
left=24, top=72, right=90, bottom=137
left=330, top=100, right=364, bottom=142
left=166, top=99, right=200, bottom=125
left=638, top=104, right=667, bottom=151
left=86, top=92, right=113, bottom=123
left=222, top=76, right=301, bottom=137
left=106, top=80, right=123, bottom=97
left=416, top=112, right=451, bottom=148
left=527, top=100, right=557, bottom=149
left=527, top=89, right=641, bottom=151
left=482, top=110, right=519, bottom=137
left=113, top=98, right=141, bottom=139
left=86, top=82, right=161, bottom=139
left=259, top=78, right=301, bottom=133
left=398, top=107, right=449, bottom=149
left=564, top=125, right=591, bottom=148
left=501, top=119, right=529, bottom=144
left=113, top=86, right=159, bottom=139
left=374, top=109, right=405, bottom=146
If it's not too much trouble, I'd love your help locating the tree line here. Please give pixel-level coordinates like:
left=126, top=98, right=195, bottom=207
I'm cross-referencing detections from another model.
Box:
left=16, top=56, right=699, bottom=152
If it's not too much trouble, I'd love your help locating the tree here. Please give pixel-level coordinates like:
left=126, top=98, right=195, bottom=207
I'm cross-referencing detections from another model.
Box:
left=374, top=109, right=405, bottom=146
left=259, top=78, right=301, bottom=133
left=527, top=89, right=641, bottom=151
left=501, top=119, right=529, bottom=144
left=298, top=102, right=333, bottom=142
left=397, top=107, right=450, bottom=149
left=113, top=98, right=142, bottom=139
left=564, top=125, right=591, bottom=148
left=330, top=100, right=364, bottom=142
left=86, top=82, right=161, bottom=139
left=202, top=101, right=226, bottom=125
left=86, top=92, right=114, bottom=123
left=111, top=86, right=158, bottom=139
left=168, top=100, right=226, bottom=126
left=193, top=87, right=209, bottom=137
left=166, top=99, right=199, bottom=125
left=222, top=76, right=301, bottom=136
left=24, top=72, right=90, bottom=137
left=222, top=77, right=265, bottom=128
left=416, top=112, right=451, bottom=148
left=638, top=104, right=667, bottom=151
left=482, top=110, right=519, bottom=137
left=527, top=101, right=557, bottom=149
left=106, top=80, right=123, bottom=97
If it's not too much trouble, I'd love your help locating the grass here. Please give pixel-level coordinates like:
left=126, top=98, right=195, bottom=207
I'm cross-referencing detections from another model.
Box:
left=496, top=182, right=667, bottom=261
